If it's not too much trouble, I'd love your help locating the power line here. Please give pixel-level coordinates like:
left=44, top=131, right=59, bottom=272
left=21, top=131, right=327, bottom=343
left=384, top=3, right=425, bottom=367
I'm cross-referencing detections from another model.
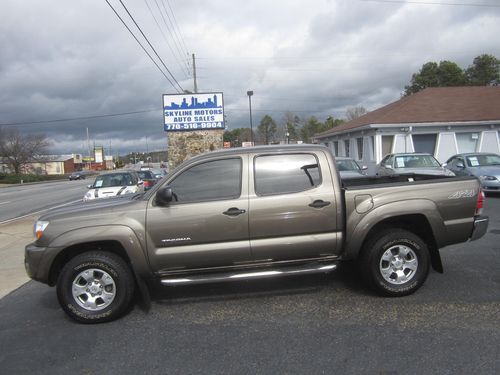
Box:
left=165, top=0, right=190, bottom=58
left=159, top=0, right=190, bottom=72
left=118, top=0, right=184, bottom=92
left=143, top=0, right=189, bottom=77
left=0, top=109, right=159, bottom=127
left=105, top=0, right=180, bottom=92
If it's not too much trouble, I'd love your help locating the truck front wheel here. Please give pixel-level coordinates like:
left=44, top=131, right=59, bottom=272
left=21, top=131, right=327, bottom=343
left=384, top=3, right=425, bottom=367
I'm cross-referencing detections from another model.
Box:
left=359, top=229, right=430, bottom=296
left=56, top=251, right=135, bottom=323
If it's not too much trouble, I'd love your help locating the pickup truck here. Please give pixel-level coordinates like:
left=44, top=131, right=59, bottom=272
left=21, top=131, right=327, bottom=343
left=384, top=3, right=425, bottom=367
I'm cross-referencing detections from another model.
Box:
left=25, top=145, right=489, bottom=323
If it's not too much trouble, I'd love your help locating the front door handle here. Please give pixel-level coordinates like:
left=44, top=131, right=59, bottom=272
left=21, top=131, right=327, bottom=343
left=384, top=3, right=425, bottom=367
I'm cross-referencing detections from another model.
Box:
left=223, top=207, right=247, bottom=216
left=309, top=200, right=331, bottom=208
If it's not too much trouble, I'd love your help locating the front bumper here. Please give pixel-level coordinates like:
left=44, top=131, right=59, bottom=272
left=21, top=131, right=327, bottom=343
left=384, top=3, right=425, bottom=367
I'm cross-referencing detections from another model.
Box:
left=24, top=243, right=50, bottom=284
left=470, top=216, right=489, bottom=241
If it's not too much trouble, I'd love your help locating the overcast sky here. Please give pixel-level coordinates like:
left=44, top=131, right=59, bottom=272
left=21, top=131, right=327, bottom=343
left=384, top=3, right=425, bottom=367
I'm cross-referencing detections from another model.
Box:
left=1, top=0, right=499, bottom=155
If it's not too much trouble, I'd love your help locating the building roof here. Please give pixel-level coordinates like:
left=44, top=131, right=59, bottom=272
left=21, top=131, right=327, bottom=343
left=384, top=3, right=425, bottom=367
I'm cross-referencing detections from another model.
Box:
left=316, top=86, right=500, bottom=139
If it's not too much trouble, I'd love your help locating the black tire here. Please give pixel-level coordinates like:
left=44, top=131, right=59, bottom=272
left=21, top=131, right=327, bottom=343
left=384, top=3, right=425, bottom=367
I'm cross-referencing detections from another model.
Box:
left=57, top=251, right=135, bottom=323
left=359, top=229, right=430, bottom=297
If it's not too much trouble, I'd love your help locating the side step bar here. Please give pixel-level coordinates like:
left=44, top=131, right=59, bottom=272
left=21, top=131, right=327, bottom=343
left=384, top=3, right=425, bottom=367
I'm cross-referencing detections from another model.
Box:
left=161, top=262, right=337, bottom=286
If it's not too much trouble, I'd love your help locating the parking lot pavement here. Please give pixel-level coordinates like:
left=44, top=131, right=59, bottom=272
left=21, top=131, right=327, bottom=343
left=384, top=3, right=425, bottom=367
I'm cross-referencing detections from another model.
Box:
left=0, top=216, right=34, bottom=299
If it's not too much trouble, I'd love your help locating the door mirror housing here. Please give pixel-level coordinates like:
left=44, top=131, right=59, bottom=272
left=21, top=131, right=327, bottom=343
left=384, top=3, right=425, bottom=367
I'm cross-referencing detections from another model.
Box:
left=456, top=162, right=465, bottom=169
left=156, top=186, right=173, bottom=206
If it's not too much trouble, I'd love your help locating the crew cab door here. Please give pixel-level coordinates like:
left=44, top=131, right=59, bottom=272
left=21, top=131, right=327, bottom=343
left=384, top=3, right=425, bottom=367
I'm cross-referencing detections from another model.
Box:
left=248, top=151, right=340, bottom=262
left=146, top=156, right=251, bottom=273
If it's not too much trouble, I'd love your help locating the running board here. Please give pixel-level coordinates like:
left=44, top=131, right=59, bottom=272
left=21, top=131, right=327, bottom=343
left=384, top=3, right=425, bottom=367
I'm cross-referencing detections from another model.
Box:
left=160, top=262, right=337, bottom=286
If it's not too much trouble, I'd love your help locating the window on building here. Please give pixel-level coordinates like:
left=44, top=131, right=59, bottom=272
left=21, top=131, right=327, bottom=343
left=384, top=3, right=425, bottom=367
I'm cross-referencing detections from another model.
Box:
left=169, top=158, right=242, bottom=203
left=344, top=140, right=350, bottom=157
left=381, top=135, right=393, bottom=158
left=412, top=134, right=437, bottom=154
left=456, top=132, right=478, bottom=153
left=356, top=138, right=363, bottom=160
left=333, top=141, right=339, bottom=156
left=254, top=154, right=321, bottom=196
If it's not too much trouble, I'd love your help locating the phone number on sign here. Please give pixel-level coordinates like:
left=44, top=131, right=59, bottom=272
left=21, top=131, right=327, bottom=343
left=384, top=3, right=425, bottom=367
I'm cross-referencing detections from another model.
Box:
left=164, top=122, right=225, bottom=131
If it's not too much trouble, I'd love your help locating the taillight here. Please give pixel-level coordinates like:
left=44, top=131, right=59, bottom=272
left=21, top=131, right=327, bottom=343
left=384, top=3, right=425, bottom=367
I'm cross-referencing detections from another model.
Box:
left=475, top=189, right=485, bottom=216
left=144, top=181, right=151, bottom=188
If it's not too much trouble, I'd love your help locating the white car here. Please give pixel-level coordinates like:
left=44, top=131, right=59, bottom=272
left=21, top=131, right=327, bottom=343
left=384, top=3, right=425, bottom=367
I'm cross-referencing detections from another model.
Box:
left=83, top=171, right=144, bottom=201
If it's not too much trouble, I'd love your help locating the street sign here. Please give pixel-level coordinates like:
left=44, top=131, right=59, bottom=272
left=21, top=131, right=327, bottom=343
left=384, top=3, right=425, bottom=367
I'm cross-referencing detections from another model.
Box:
left=163, top=92, right=225, bottom=132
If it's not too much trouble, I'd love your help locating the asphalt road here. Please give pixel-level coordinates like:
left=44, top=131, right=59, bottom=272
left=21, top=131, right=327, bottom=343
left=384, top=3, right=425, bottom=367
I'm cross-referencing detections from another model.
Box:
left=0, top=179, right=90, bottom=223
left=0, top=195, right=499, bottom=374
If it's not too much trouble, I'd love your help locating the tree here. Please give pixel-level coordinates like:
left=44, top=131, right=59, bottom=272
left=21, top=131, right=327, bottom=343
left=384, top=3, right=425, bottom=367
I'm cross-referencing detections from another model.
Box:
left=300, top=116, right=325, bottom=143
left=282, top=111, right=301, bottom=143
left=0, top=127, right=50, bottom=174
left=404, top=60, right=466, bottom=96
left=258, top=115, right=277, bottom=145
left=345, top=106, right=368, bottom=121
left=465, top=54, right=500, bottom=86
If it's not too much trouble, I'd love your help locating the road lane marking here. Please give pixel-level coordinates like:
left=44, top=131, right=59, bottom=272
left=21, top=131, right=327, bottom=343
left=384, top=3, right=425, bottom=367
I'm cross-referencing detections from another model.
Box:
left=0, top=201, right=12, bottom=205
left=0, top=199, right=83, bottom=225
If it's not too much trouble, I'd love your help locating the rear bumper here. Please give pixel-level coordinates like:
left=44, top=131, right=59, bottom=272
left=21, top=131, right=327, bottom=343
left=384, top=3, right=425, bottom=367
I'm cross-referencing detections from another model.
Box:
left=470, top=216, right=489, bottom=241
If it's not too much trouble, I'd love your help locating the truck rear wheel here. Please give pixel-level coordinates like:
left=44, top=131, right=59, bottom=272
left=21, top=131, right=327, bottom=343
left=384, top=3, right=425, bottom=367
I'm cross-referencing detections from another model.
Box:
left=56, top=251, right=135, bottom=323
left=359, top=229, right=430, bottom=296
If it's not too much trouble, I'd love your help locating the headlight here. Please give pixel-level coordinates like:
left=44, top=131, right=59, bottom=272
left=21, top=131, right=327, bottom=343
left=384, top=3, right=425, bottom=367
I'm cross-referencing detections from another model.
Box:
left=34, top=220, right=49, bottom=240
left=480, top=175, right=497, bottom=181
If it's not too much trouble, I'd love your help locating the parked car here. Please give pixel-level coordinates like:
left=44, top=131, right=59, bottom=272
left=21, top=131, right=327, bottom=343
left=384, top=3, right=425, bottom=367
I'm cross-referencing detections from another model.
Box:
left=137, top=169, right=156, bottom=191
left=83, top=171, right=144, bottom=201
left=376, top=153, right=455, bottom=176
left=26, top=145, right=487, bottom=323
left=444, top=152, right=500, bottom=193
left=335, top=157, right=367, bottom=179
left=68, top=171, right=87, bottom=180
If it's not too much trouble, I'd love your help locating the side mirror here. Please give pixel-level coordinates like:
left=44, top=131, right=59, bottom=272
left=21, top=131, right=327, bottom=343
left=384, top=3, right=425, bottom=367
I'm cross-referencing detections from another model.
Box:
left=456, top=162, right=465, bottom=169
left=138, top=180, right=144, bottom=185
left=156, top=186, right=173, bottom=206
left=384, top=164, right=393, bottom=169
left=87, top=184, right=92, bottom=189
left=361, top=165, right=368, bottom=171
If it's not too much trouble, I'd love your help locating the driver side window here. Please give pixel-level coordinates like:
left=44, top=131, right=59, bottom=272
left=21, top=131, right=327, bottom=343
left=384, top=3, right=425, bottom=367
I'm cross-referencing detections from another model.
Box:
left=169, top=158, right=242, bottom=203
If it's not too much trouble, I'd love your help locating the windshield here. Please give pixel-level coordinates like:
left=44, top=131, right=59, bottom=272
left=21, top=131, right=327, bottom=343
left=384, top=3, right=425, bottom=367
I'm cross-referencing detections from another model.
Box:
left=394, top=155, right=441, bottom=168
left=336, top=159, right=360, bottom=171
left=93, top=173, right=135, bottom=188
left=138, top=171, right=154, bottom=179
left=466, top=154, right=500, bottom=167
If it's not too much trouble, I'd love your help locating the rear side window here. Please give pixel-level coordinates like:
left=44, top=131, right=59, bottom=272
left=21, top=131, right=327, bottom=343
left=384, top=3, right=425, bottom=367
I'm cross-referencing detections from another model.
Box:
left=254, top=154, right=321, bottom=196
left=169, top=158, right=242, bottom=203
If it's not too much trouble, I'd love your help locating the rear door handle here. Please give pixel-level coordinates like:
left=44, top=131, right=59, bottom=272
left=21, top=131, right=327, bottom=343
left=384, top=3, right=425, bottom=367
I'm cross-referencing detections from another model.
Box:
left=223, top=207, right=247, bottom=216
left=309, top=200, right=331, bottom=208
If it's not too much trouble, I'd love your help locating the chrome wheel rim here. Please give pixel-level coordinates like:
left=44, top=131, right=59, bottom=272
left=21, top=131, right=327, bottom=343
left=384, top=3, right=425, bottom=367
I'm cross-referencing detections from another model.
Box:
left=379, top=245, right=418, bottom=285
left=72, top=269, right=116, bottom=311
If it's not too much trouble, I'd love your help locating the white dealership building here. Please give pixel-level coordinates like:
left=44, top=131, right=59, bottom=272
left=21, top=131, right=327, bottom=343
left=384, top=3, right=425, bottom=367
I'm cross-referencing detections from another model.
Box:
left=314, top=86, right=500, bottom=171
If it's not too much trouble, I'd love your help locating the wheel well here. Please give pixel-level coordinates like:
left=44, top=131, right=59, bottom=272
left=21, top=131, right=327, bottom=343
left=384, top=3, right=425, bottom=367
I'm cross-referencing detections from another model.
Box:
left=48, top=241, right=132, bottom=286
left=360, top=214, right=443, bottom=273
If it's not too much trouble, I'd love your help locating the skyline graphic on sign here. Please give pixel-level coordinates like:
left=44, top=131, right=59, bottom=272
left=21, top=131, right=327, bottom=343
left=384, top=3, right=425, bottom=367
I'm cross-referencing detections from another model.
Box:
left=164, top=95, right=222, bottom=110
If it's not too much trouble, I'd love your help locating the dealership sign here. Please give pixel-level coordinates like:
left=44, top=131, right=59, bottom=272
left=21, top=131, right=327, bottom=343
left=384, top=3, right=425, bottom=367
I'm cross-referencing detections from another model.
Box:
left=163, top=92, right=225, bottom=132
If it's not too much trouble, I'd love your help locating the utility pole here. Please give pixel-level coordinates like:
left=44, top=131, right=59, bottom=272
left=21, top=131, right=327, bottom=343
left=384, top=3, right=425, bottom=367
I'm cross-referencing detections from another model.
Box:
left=192, top=53, right=198, bottom=93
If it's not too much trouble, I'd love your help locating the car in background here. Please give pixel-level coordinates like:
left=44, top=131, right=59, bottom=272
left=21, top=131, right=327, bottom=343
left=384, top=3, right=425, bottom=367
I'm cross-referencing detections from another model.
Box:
left=375, top=153, right=455, bottom=176
left=68, top=171, right=87, bottom=180
left=444, top=152, right=500, bottom=193
left=137, top=169, right=156, bottom=190
left=150, top=168, right=168, bottom=181
left=335, top=157, right=367, bottom=179
left=83, top=171, right=144, bottom=201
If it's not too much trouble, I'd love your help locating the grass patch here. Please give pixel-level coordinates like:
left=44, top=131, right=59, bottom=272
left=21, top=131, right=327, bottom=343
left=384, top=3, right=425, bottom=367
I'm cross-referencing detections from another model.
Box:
left=0, top=173, right=65, bottom=184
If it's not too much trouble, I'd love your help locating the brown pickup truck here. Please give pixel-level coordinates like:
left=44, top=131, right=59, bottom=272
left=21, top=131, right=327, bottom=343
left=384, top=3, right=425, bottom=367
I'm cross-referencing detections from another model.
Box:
left=25, top=145, right=488, bottom=323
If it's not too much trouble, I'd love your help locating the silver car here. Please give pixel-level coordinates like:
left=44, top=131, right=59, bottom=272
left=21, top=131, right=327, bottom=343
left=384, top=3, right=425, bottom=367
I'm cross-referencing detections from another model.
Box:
left=335, top=157, right=367, bottom=179
left=444, top=153, right=500, bottom=193
left=376, top=153, right=455, bottom=177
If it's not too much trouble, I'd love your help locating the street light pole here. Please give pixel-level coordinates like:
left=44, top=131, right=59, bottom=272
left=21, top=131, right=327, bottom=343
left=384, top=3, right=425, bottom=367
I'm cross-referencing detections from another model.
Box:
left=247, top=90, right=254, bottom=145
